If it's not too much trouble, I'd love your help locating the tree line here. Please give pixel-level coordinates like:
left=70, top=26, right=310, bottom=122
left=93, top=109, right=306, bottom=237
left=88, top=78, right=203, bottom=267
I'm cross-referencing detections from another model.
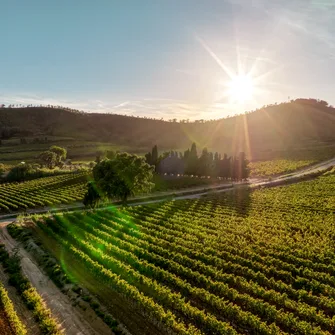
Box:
left=145, top=144, right=250, bottom=181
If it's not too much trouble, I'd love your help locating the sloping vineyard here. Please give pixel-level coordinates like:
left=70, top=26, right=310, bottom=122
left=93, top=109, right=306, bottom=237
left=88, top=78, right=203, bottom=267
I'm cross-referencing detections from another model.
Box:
left=0, top=172, right=88, bottom=212
left=249, top=147, right=335, bottom=177
left=36, top=173, right=335, bottom=334
left=249, top=159, right=315, bottom=177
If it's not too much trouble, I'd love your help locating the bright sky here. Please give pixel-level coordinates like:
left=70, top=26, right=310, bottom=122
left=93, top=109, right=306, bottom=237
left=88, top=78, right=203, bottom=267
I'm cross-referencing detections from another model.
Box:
left=1, top=0, right=335, bottom=120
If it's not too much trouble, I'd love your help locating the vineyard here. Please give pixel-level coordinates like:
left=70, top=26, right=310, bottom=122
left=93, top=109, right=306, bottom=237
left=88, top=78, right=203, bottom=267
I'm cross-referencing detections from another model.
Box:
left=0, top=172, right=88, bottom=212
left=249, top=159, right=315, bottom=177
left=249, top=146, right=335, bottom=177
left=33, top=172, right=335, bottom=335
left=0, top=156, right=332, bottom=213
left=0, top=171, right=230, bottom=213
left=0, top=283, right=27, bottom=335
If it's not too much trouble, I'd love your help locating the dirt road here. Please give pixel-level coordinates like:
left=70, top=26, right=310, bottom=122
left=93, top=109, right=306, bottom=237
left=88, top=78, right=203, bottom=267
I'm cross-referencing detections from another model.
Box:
left=1, top=156, right=334, bottom=224
left=0, top=226, right=113, bottom=335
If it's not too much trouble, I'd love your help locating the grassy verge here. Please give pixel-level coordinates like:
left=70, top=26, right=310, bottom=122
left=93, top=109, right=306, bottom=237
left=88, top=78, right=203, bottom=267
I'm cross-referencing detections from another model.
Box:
left=0, top=284, right=27, bottom=335
left=0, top=242, right=62, bottom=335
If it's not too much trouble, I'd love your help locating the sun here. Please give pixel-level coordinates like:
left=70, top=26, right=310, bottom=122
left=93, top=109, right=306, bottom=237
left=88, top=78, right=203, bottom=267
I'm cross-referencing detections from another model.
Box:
left=227, top=74, right=254, bottom=103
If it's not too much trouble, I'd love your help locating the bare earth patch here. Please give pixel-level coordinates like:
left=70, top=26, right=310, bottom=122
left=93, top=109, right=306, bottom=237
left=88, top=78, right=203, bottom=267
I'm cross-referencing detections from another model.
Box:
left=0, top=307, right=15, bottom=335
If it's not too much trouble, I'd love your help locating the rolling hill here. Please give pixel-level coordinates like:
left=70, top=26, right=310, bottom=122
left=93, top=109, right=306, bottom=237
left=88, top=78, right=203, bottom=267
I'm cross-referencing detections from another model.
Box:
left=1, top=98, right=335, bottom=162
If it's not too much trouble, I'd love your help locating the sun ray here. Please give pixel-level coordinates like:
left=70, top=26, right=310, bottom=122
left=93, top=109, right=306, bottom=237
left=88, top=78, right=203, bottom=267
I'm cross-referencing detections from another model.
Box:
left=195, top=35, right=236, bottom=79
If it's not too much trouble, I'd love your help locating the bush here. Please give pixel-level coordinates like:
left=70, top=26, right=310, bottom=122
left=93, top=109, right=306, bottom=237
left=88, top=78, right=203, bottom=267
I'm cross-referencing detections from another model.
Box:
left=5, top=165, right=72, bottom=183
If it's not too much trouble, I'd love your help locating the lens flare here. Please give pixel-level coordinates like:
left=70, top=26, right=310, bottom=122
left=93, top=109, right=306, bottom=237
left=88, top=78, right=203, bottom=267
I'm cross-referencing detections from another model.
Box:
left=227, top=74, right=254, bottom=103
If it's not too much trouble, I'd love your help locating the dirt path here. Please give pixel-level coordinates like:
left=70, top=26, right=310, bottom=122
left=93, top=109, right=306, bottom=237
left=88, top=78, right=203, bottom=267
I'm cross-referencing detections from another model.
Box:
left=0, top=224, right=114, bottom=335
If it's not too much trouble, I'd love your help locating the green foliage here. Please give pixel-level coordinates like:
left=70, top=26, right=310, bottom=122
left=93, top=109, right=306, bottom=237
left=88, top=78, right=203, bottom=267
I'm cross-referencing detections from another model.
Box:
left=323, top=167, right=335, bottom=175
left=0, top=243, right=61, bottom=334
left=0, top=172, right=88, bottom=212
left=49, top=146, right=67, bottom=165
left=36, top=173, right=335, bottom=334
left=6, top=164, right=35, bottom=182
left=0, top=163, right=5, bottom=176
left=151, top=145, right=158, bottom=167
left=8, top=221, right=125, bottom=335
left=185, top=142, right=198, bottom=175
left=0, top=283, right=27, bottom=335
left=4, top=164, right=71, bottom=183
left=83, top=181, right=102, bottom=208
left=249, top=159, right=316, bottom=177
left=149, top=144, right=250, bottom=180
left=39, top=151, right=57, bottom=169
left=144, top=151, right=152, bottom=165
left=93, top=152, right=154, bottom=203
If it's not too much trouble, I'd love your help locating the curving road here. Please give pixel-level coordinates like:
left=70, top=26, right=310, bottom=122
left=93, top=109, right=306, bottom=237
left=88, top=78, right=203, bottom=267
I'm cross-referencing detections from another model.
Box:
left=0, top=156, right=334, bottom=223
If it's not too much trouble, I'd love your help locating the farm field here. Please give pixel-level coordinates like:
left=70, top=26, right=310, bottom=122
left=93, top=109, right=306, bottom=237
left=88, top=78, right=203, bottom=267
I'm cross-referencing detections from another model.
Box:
left=0, top=172, right=230, bottom=213
left=0, top=155, right=333, bottom=213
left=0, top=136, right=145, bottom=165
left=249, top=159, right=315, bottom=177
left=0, top=283, right=26, bottom=335
left=32, top=172, right=335, bottom=335
left=152, top=175, right=229, bottom=192
left=0, top=172, right=88, bottom=212
left=249, top=145, right=335, bottom=177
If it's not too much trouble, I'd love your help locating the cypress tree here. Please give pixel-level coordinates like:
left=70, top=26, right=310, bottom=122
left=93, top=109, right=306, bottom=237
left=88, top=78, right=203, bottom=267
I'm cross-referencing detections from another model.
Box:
left=151, top=145, right=158, bottom=166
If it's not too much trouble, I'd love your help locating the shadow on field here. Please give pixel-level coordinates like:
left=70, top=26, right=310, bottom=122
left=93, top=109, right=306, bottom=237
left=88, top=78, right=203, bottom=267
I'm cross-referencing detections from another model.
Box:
left=203, top=187, right=253, bottom=217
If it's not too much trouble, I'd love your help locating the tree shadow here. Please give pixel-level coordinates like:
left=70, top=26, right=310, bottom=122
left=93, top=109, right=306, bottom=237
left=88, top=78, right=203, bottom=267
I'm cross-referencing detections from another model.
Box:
left=204, top=187, right=252, bottom=218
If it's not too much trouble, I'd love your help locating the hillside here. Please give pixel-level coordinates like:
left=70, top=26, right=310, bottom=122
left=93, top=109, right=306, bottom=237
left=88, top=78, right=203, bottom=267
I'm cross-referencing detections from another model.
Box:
left=1, top=99, right=335, bottom=161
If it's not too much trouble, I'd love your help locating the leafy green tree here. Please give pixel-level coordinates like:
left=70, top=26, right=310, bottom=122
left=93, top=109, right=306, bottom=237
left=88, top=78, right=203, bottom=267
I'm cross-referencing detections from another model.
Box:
left=49, top=146, right=67, bottom=165
left=106, top=150, right=118, bottom=160
left=83, top=181, right=102, bottom=208
left=39, top=151, right=57, bottom=169
left=93, top=152, right=154, bottom=204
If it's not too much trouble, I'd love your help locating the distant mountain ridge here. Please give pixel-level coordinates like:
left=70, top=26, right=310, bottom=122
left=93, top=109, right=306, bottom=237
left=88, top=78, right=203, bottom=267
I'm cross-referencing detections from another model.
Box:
left=1, top=99, right=335, bottom=160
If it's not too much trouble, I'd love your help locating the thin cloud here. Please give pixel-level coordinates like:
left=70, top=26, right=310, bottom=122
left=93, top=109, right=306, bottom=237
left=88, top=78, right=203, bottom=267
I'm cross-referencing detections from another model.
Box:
left=0, top=93, right=263, bottom=121
left=112, top=101, right=130, bottom=108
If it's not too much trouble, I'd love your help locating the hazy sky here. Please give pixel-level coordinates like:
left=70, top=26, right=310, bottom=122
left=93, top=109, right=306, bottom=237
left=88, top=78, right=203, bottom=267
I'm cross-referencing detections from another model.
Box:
left=1, top=0, right=335, bottom=120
